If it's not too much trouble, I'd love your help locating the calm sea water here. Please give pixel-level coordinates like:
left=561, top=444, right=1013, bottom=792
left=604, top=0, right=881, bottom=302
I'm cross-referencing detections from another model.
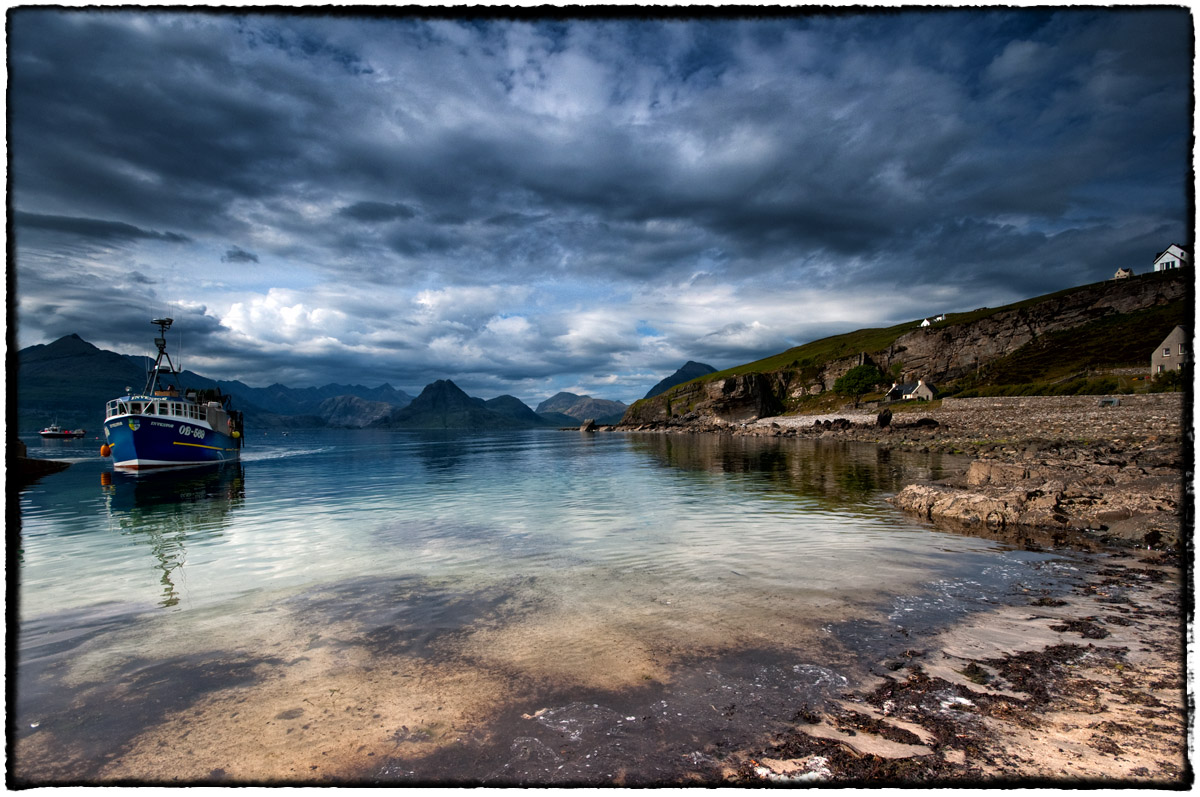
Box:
left=14, top=429, right=1092, bottom=784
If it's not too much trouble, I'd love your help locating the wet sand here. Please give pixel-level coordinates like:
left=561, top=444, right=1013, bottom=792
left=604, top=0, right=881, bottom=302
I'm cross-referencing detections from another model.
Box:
left=729, top=549, right=1187, bottom=784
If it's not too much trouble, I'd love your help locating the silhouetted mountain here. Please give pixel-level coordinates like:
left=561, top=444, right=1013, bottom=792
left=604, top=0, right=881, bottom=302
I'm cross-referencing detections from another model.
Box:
left=643, top=361, right=717, bottom=399
left=317, top=395, right=396, bottom=428
left=485, top=395, right=564, bottom=426
left=371, top=380, right=550, bottom=429
left=535, top=391, right=628, bottom=424
left=236, top=382, right=412, bottom=416
left=15, top=334, right=410, bottom=432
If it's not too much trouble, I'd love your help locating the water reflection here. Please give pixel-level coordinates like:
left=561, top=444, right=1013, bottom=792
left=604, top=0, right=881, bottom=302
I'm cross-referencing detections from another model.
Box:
left=101, top=464, right=245, bottom=607
left=627, top=434, right=966, bottom=506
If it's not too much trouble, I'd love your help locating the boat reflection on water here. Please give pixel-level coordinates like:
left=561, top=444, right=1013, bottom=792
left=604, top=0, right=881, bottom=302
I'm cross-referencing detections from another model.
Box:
left=100, top=463, right=245, bottom=607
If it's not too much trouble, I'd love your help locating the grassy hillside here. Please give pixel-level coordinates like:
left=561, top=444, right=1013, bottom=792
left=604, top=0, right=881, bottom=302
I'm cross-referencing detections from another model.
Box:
left=656, top=270, right=1191, bottom=406
left=953, top=297, right=1190, bottom=397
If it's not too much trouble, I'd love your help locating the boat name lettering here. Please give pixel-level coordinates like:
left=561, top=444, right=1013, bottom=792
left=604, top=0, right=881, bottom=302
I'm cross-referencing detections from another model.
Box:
left=151, top=421, right=175, bottom=429
left=178, top=425, right=207, bottom=440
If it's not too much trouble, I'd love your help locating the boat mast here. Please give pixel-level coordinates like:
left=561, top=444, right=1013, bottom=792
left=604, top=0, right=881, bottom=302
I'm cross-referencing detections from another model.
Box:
left=142, top=317, right=180, bottom=395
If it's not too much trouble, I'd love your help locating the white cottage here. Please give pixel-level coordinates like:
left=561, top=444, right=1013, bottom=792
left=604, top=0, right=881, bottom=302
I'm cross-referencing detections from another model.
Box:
left=1151, top=326, right=1189, bottom=376
left=1153, top=244, right=1189, bottom=272
left=886, top=379, right=936, bottom=402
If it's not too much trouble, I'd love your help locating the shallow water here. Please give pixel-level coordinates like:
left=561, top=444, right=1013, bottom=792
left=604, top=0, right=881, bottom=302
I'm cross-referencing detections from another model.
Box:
left=13, top=429, right=1094, bottom=784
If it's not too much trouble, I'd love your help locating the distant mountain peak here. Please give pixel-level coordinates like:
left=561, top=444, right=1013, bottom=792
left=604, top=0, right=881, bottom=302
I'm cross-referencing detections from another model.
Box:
left=643, top=361, right=717, bottom=399
left=535, top=391, right=627, bottom=423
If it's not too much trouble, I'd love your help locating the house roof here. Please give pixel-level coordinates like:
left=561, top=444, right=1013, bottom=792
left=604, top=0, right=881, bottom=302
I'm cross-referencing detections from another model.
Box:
left=1156, top=326, right=1188, bottom=347
left=1154, top=243, right=1189, bottom=261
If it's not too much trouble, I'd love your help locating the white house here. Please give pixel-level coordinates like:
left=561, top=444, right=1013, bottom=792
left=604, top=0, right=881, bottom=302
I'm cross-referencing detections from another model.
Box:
left=1153, top=244, right=1189, bottom=272
left=1151, top=326, right=1189, bottom=376
left=920, top=318, right=931, bottom=328
left=886, top=379, right=936, bottom=402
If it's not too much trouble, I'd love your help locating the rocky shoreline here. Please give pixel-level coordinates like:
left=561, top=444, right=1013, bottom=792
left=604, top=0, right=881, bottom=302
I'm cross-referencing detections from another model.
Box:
left=615, top=393, right=1189, bottom=552
left=725, top=546, right=1186, bottom=785
left=514, top=411, right=1193, bottom=786
left=610, top=392, right=1190, bottom=784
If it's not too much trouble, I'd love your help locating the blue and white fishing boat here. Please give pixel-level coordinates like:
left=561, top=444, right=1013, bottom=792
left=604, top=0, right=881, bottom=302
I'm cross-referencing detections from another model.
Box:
left=102, top=318, right=244, bottom=469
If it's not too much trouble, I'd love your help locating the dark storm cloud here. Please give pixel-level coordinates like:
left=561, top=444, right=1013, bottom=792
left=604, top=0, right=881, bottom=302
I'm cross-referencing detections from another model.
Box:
left=339, top=201, right=419, bottom=223
left=15, top=212, right=191, bottom=244
left=221, top=247, right=260, bottom=264
left=9, top=9, right=1192, bottom=399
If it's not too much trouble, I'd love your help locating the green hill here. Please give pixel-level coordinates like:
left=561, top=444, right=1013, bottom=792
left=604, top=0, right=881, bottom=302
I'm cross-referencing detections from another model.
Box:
left=625, top=269, right=1190, bottom=423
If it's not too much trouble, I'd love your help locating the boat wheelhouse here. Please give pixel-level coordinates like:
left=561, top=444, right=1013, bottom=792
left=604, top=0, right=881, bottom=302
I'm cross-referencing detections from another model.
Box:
left=102, top=318, right=244, bottom=469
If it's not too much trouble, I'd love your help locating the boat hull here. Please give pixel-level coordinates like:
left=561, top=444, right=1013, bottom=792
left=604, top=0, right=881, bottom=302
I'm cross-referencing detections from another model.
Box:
left=104, top=415, right=240, bottom=469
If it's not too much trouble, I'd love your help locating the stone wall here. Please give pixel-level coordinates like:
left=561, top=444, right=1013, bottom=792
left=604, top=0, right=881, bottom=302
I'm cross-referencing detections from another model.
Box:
left=938, top=394, right=1185, bottom=412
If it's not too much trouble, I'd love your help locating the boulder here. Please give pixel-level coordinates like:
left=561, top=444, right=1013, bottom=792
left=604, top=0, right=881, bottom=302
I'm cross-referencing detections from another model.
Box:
left=579, top=418, right=597, bottom=432
left=891, top=452, right=1182, bottom=550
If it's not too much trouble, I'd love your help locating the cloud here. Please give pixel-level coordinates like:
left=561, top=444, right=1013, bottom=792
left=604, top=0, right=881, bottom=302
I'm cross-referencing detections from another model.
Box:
left=339, top=201, right=418, bottom=222
left=15, top=211, right=191, bottom=243
left=9, top=10, right=1192, bottom=404
left=221, top=246, right=260, bottom=263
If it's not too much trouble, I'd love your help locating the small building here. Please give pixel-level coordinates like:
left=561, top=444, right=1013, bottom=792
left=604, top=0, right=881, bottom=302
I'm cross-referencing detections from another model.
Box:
left=1114, top=267, right=1134, bottom=279
left=1150, top=326, right=1189, bottom=376
left=886, top=379, right=936, bottom=402
left=1153, top=244, right=1189, bottom=272
left=920, top=318, right=931, bottom=328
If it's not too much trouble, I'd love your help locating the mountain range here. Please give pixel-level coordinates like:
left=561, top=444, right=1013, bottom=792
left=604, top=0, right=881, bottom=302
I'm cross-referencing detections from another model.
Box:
left=13, top=334, right=668, bottom=433
left=15, top=333, right=415, bottom=432
left=534, top=392, right=628, bottom=425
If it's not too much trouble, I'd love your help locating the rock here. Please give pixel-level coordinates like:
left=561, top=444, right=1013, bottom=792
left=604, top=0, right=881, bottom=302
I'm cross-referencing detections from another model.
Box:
left=579, top=418, right=597, bottom=432
left=877, top=409, right=892, bottom=428
left=891, top=447, right=1182, bottom=550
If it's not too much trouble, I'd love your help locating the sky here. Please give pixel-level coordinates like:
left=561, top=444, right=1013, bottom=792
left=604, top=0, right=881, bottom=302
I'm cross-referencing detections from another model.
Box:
left=9, top=7, right=1194, bottom=405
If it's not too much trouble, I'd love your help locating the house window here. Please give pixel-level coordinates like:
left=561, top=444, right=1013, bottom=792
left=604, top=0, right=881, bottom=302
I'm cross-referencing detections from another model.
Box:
left=1179, top=344, right=1186, bottom=355
left=1163, top=347, right=1171, bottom=357
left=1158, top=365, right=1165, bottom=373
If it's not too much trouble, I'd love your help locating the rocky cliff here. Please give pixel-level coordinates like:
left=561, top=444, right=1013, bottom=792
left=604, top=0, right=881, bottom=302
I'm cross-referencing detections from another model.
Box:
left=623, top=371, right=783, bottom=425
left=620, top=272, right=1189, bottom=426
left=872, top=273, right=1188, bottom=385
